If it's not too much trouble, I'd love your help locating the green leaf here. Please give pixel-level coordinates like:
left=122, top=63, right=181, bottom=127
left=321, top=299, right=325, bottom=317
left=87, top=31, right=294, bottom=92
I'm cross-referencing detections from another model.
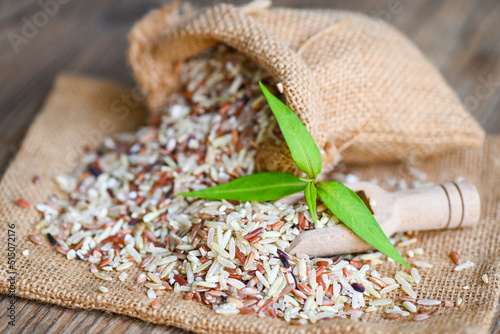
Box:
left=305, top=182, right=318, bottom=226
left=317, top=181, right=409, bottom=267
left=178, top=172, right=306, bottom=201
left=259, top=82, right=322, bottom=179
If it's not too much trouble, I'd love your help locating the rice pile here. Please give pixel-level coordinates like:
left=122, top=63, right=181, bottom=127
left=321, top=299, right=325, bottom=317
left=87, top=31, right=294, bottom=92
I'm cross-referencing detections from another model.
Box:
left=28, top=45, right=463, bottom=324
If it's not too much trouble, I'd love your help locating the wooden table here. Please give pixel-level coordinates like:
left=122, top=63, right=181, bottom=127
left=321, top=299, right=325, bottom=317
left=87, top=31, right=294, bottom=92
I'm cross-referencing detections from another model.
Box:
left=1, top=0, right=499, bottom=333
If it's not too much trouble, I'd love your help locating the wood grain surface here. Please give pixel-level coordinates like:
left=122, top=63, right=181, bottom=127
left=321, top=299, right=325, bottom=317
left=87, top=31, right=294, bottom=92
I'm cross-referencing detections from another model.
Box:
left=1, top=0, right=499, bottom=333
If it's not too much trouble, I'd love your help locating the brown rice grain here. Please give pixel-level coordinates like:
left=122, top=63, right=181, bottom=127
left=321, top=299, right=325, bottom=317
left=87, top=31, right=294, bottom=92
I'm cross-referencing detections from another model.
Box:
left=27, top=234, right=43, bottom=245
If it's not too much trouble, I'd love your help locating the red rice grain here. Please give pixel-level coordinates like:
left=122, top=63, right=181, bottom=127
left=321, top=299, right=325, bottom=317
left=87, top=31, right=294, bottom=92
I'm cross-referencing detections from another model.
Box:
left=413, top=313, right=430, bottom=321
left=450, top=251, right=462, bottom=265
left=15, top=198, right=30, bottom=208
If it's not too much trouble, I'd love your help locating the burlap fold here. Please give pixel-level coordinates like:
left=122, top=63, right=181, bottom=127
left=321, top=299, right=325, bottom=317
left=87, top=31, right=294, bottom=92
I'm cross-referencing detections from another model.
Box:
left=0, top=74, right=498, bottom=334
left=128, top=2, right=485, bottom=173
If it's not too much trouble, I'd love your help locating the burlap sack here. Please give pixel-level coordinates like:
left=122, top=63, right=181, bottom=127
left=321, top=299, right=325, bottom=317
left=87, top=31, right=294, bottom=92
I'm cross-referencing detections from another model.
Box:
left=128, top=1, right=485, bottom=174
left=0, top=74, right=498, bottom=333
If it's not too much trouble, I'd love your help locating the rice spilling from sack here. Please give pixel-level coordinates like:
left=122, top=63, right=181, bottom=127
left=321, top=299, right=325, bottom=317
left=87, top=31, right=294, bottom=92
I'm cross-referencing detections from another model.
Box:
left=32, top=45, right=451, bottom=324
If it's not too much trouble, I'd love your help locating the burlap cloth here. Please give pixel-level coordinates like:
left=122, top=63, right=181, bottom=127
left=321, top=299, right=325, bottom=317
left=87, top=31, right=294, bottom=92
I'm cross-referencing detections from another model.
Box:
left=0, top=74, right=499, bottom=333
left=128, top=2, right=485, bottom=173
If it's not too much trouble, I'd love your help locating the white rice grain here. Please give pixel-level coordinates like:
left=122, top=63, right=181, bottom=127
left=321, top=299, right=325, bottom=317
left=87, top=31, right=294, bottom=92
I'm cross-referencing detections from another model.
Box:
left=402, top=301, right=417, bottom=313
left=147, top=289, right=156, bottom=299
left=411, top=267, right=421, bottom=284
left=380, top=284, right=399, bottom=294
left=413, top=261, right=433, bottom=268
left=98, top=286, right=109, bottom=293
left=417, top=299, right=441, bottom=306
left=370, top=299, right=393, bottom=306
left=118, top=272, right=128, bottom=282
left=454, top=260, right=475, bottom=271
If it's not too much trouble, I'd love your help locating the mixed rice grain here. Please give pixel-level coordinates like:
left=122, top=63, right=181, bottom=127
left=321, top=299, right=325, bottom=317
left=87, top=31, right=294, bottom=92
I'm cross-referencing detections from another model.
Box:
left=29, top=45, right=457, bottom=324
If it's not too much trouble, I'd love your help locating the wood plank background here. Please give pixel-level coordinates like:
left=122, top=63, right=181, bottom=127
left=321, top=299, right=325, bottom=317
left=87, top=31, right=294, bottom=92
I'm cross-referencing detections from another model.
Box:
left=0, top=0, right=499, bottom=333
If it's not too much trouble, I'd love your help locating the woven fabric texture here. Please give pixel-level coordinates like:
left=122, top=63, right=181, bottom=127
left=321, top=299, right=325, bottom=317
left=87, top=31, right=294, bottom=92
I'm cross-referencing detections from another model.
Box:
left=128, top=2, right=485, bottom=173
left=0, top=74, right=498, bottom=334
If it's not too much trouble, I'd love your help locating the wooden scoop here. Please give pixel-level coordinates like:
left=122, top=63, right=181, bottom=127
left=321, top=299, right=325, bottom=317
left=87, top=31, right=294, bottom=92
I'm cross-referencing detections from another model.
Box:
left=283, top=180, right=480, bottom=256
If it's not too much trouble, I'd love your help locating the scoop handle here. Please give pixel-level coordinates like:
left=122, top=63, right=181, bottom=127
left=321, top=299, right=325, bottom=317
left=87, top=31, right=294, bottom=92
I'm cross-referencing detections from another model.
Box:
left=393, top=180, right=480, bottom=232
left=286, top=180, right=481, bottom=256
